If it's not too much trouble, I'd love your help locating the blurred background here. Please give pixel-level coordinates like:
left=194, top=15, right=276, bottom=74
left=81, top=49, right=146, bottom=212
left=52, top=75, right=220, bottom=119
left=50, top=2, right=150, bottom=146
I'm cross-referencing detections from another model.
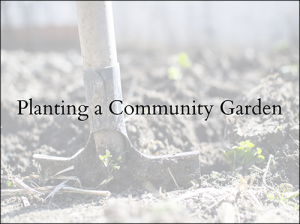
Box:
left=1, top=1, right=299, bottom=52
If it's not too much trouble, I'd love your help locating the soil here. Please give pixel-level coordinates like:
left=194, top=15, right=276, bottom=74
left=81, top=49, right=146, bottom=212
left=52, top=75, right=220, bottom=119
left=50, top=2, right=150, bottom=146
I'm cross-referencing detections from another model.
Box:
left=1, top=46, right=299, bottom=222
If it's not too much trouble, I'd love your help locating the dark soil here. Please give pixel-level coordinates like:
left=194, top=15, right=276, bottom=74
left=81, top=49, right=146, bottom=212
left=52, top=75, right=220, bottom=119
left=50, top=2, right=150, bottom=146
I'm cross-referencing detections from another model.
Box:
left=1, top=47, right=299, bottom=222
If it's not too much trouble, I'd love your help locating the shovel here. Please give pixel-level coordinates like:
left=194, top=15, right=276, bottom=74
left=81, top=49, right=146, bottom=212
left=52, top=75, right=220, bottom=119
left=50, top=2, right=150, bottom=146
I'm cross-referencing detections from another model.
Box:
left=33, top=1, right=202, bottom=189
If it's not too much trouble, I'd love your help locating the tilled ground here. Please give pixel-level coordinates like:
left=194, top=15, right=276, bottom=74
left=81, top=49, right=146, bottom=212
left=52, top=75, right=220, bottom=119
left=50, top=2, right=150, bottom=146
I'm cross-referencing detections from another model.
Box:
left=1, top=47, right=299, bottom=222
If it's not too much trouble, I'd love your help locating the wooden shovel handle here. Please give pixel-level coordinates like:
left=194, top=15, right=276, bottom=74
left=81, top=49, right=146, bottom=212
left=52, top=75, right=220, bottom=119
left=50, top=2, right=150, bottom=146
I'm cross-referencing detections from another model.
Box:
left=76, top=1, right=118, bottom=69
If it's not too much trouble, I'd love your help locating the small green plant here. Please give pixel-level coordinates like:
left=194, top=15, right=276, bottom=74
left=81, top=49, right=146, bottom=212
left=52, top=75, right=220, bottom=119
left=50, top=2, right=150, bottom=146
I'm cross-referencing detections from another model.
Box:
left=116, top=156, right=122, bottom=163
left=110, top=163, right=120, bottom=171
left=99, top=150, right=120, bottom=174
left=223, top=140, right=265, bottom=170
left=266, top=189, right=299, bottom=209
left=168, top=66, right=182, bottom=80
left=176, top=52, right=191, bottom=68
left=6, top=181, right=12, bottom=187
left=99, top=150, right=111, bottom=167
left=168, top=52, right=192, bottom=80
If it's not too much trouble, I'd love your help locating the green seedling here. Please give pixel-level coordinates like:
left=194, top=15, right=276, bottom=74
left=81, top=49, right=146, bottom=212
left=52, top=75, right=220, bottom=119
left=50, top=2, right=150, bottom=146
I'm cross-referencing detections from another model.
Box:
left=6, top=181, right=12, bottom=187
left=168, top=52, right=192, bottom=80
left=116, top=156, right=122, bottom=163
left=99, top=150, right=120, bottom=173
left=99, top=150, right=111, bottom=167
left=223, top=140, right=265, bottom=170
left=176, top=52, right=192, bottom=68
left=111, top=163, right=120, bottom=171
left=267, top=188, right=299, bottom=209
left=168, top=66, right=182, bottom=80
